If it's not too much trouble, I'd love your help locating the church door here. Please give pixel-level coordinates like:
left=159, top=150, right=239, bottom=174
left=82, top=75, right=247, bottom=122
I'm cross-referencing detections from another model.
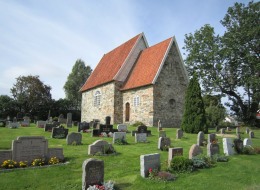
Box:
left=125, top=103, right=130, bottom=122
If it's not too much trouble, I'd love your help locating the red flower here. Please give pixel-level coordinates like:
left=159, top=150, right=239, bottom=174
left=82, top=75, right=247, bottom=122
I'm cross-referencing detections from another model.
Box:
left=149, top=168, right=153, bottom=173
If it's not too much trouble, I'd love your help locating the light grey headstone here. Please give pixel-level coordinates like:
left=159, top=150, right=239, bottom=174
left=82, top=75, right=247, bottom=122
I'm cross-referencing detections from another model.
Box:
left=243, top=138, right=252, bottom=146
left=117, top=124, right=127, bottom=132
left=8, top=122, right=19, bottom=128
left=135, top=133, right=147, bottom=143
left=176, top=129, right=183, bottom=139
left=140, top=153, right=160, bottom=178
left=113, top=132, right=126, bottom=144
left=158, top=120, right=162, bottom=131
left=47, top=148, right=64, bottom=161
left=223, top=138, right=234, bottom=156
left=245, top=127, right=249, bottom=134
left=249, top=131, right=254, bottom=138
left=220, top=128, right=225, bottom=134
left=66, top=132, right=82, bottom=145
left=88, top=140, right=113, bottom=155
left=12, top=136, right=48, bottom=163
left=82, top=158, right=104, bottom=190
left=197, top=131, right=204, bottom=146
left=158, top=137, right=171, bottom=150
left=36, top=121, right=46, bottom=128
left=189, top=144, right=202, bottom=159
left=207, top=143, right=220, bottom=157
left=67, top=113, right=72, bottom=127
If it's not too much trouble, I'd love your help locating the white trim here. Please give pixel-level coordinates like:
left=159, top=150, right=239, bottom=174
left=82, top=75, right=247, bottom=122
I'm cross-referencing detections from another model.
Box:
left=113, top=33, right=149, bottom=80
left=152, top=37, right=174, bottom=84
left=172, top=36, right=189, bottom=83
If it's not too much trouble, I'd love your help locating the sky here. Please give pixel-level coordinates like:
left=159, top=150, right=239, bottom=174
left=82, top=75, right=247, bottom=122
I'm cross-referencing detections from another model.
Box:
left=0, top=0, right=251, bottom=100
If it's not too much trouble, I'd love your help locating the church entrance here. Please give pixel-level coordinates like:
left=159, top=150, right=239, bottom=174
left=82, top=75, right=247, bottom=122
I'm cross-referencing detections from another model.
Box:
left=125, top=103, right=130, bottom=122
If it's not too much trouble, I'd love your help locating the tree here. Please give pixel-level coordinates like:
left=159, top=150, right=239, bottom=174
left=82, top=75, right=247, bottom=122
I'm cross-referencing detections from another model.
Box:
left=0, top=95, right=18, bottom=119
left=63, top=59, right=92, bottom=110
left=10, top=75, right=52, bottom=116
left=183, top=1, right=260, bottom=124
left=181, top=74, right=208, bottom=134
left=203, top=95, right=226, bottom=128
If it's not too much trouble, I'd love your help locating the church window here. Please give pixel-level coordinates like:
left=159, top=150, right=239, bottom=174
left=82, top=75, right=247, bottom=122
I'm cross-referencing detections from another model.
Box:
left=169, top=99, right=176, bottom=109
left=133, top=96, right=140, bottom=106
left=94, top=91, right=101, bottom=107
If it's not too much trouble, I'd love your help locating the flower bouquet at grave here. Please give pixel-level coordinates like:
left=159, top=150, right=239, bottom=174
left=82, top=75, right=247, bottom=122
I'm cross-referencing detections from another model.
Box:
left=100, top=132, right=108, bottom=137
left=1, top=160, right=18, bottom=169
left=148, top=168, right=176, bottom=181
left=87, top=180, right=114, bottom=190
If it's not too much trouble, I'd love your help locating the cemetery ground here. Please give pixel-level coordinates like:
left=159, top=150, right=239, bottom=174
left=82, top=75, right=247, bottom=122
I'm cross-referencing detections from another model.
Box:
left=0, top=125, right=259, bottom=190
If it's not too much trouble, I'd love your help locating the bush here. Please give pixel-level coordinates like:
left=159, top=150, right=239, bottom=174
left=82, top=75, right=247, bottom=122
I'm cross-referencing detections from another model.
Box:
left=48, top=157, right=60, bottom=165
left=132, top=121, right=145, bottom=127
left=169, top=156, right=194, bottom=173
left=242, top=146, right=255, bottom=155
left=1, top=160, right=18, bottom=169
left=213, top=154, right=229, bottom=162
left=31, top=158, right=45, bottom=166
left=192, top=155, right=214, bottom=169
left=114, top=138, right=128, bottom=145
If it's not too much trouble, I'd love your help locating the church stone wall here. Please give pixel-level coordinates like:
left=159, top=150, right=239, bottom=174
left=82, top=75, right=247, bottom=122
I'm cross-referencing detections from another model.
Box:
left=122, top=86, right=154, bottom=126
left=153, top=42, right=188, bottom=128
left=81, top=82, right=116, bottom=124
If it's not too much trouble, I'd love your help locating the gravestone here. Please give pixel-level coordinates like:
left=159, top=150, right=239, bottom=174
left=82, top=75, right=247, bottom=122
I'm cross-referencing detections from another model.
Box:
left=159, top=131, right=166, bottom=138
left=78, top=122, right=90, bottom=132
left=8, top=122, right=19, bottom=128
left=36, top=121, right=46, bottom=128
left=113, top=132, right=126, bottom=144
left=227, top=127, right=231, bottom=131
left=189, top=144, right=202, bottom=159
left=0, top=150, right=12, bottom=164
left=208, top=133, right=217, bottom=143
left=245, top=127, right=249, bottom=134
left=105, top=116, right=111, bottom=125
left=82, top=158, right=104, bottom=190
left=47, top=148, right=64, bottom=161
left=58, top=114, right=66, bottom=124
left=140, top=153, right=160, bottom=178
left=44, top=123, right=55, bottom=132
left=66, top=113, right=72, bottom=128
left=51, top=126, right=69, bottom=139
left=12, top=136, right=48, bottom=163
left=223, top=138, right=234, bottom=156
left=243, top=138, right=252, bottom=146
left=158, top=137, right=171, bottom=151
left=117, top=124, right=127, bottom=132
left=88, top=140, right=114, bottom=155
left=135, top=133, right=147, bottom=143
left=249, top=131, right=254, bottom=138
left=220, top=128, right=225, bottom=134
left=132, top=125, right=151, bottom=137
left=66, top=132, right=82, bottom=145
left=168, top=147, right=183, bottom=164
left=207, top=143, right=219, bottom=157
left=176, top=129, right=183, bottom=139
left=158, top=120, right=162, bottom=131
left=197, top=131, right=204, bottom=146
left=236, top=127, right=240, bottom=134
left=233, top=139, right=243, bottom=154
left=13, top=117, right=17, bottom=122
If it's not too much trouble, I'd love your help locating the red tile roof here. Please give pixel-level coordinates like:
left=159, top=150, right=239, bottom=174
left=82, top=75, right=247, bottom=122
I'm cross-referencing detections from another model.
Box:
left=80, top=33, right=142, bottom=92
left=121, top=37, right=172, bottom=91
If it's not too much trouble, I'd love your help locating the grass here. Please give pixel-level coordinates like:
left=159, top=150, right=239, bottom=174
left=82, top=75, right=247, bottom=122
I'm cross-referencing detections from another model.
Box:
left=0, top=124, right=260, bottom=190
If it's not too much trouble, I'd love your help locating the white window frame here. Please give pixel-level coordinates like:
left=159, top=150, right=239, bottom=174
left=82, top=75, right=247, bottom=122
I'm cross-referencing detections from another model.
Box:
left=94, top=91, right=101, bottom=107
left=133, top=96, right=140, bottom=106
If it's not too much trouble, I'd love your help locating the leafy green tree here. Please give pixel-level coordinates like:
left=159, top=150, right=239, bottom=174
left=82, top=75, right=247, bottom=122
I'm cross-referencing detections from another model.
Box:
left=203, top=95, right=226, bottom=127
left=183, top=1, right=260, bottom=124
left=64, top=59, right=92, bottom=110
left=10, top=75, right=52, bottom=116
left=0, top=95, right=18, bottom=119
left=181, top=74, right=208, bottom=134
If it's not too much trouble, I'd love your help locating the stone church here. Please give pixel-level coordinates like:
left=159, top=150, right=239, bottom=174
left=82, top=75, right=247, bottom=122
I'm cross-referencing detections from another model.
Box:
left=80, top=33, right=189, bottom=127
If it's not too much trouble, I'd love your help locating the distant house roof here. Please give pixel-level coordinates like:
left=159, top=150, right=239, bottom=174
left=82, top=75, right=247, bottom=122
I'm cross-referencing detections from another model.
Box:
left=80, top=33, right=142, bottom=92
left=121, top=37, right=172, bottom=91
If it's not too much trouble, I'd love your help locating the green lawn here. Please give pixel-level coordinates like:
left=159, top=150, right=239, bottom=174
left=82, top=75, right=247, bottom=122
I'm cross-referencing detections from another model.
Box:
left=0, top=124, right=259, bottom=190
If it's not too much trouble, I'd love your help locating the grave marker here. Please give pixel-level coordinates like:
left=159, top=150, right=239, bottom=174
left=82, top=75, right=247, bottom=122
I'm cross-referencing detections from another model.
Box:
left=223, top=138, right=234, bottom=156
left=140, top=153, right=160, bottom=178
left=82, top=158, right=104, bottom=190
left=66, top=113, right=72, bottom=128
left=113, top=132, right=126, bottom=144
left=51, top=126, right=69, bottom=139
left=176, top=129, right=183, bottom=139
left=189, top=144, right=202, bottom=159
left=197, top=131, right=204, bottom=146
left=135, top=133, right=147, bottom=143
left=66, top=132, right=82, bottom=145
left=158, top=137, right=171, bottom=151
left=168, top=147, right=183, bottom=164
left=243, top=138, right=252, bottom=146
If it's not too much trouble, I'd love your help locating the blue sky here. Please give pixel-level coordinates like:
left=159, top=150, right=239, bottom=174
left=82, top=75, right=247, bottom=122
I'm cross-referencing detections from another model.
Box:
left=0, top=0, right=251, bottom=100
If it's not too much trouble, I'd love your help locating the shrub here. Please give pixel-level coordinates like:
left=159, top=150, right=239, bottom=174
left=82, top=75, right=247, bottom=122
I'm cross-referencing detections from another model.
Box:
left=253, top=146, right=260, bottom=154
left=19, top=161, right=28, bottom=168
left=213, top=154, right=229, bottom=162
left=114, top=138, right=128, bottom=145
left=31, top=158, right=45, bottom=166
left=169, top=156, right=194, bottom=173
left=132, top=121, right=145, bottom=127
left=242, top=146, right=255, bottom=155
left=48, top=157, right=60, bottom=165
left=1, top=160, right=18, bottom=169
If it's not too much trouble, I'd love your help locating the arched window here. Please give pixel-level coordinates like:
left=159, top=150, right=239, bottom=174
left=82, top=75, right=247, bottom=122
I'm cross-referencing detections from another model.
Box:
left=133, top=96, right=140, bottom=106
left=94, top=91, right=101, bottom=107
